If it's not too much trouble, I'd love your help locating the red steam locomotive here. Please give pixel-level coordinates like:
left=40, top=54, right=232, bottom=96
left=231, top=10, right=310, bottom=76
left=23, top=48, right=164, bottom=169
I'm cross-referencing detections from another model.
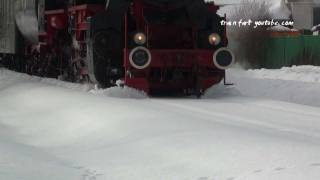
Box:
left=0, top=0, right=235, bottom=96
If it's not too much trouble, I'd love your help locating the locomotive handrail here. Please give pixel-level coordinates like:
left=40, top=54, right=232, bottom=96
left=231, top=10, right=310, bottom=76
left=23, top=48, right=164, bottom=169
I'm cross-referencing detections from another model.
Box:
left=144, top=16, right=150, bottom=48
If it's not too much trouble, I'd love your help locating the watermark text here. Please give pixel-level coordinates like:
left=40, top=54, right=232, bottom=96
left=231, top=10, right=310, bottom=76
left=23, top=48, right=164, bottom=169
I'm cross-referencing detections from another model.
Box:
left=220, top=19, right=294, bottom=28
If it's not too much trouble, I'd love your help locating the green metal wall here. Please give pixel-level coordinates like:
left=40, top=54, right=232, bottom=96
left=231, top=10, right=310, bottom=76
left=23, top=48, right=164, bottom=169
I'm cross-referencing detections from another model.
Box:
left=263, top=35, right=320, bottom=69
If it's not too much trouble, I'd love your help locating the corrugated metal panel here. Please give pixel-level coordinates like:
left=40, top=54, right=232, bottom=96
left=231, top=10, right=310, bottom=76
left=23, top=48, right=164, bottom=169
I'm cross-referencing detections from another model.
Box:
left=291, top=4, right=313, bottom=29
left=263, top=35, right=320, bottom=68
left=0, top=0, right=17, bottom=54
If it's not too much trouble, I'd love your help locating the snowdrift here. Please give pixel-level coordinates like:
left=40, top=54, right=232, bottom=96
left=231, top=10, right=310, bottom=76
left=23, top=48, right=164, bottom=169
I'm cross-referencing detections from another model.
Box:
left=0, top=68, right=147, bottom=99
left=226, top=65, right=320, bottom=107
left=1, top=67, right=320, bottom=180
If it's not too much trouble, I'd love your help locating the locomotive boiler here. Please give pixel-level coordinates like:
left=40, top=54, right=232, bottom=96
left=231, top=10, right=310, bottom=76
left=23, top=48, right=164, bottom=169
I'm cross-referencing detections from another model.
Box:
left=0, top=0, right=235, bottom=96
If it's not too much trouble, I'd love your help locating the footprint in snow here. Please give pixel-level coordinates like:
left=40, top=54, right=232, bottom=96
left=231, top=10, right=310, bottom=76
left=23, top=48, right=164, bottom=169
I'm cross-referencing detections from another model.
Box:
left=253, top=169, right=263, bottom=173
left=72, top=166, right=84, bottom=169
left=197, top=177, right=209, bottom=180
left=198, top=177, right=217, bottom=180
left=274, top=167, right=286, bottom=171
left=81, top=168, right=103, bottom=180
left=311, top=163, right=320, bottom=167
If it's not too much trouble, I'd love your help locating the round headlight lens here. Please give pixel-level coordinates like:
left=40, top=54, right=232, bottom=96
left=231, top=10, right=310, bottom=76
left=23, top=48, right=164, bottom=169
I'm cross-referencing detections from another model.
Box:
left=213, top=47, right=235, bottom=70
left=129, top=47, right=152, bottom=69
left=133, top=50, right=149, bottom=66
left=209, top=33, right=221, bottom=46
left=134, top=32, right=147, bottom=45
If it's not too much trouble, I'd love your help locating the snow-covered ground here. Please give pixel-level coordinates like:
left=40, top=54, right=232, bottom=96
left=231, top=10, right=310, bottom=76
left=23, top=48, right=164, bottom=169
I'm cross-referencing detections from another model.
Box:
left=227, top=65, right=320, bottom=107
left=1, top=66, right=320, bottom=180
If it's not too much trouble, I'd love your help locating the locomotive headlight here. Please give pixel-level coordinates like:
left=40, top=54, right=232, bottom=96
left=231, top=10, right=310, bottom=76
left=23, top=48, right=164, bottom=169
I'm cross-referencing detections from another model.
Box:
left=134, top=32, right=147, bottom=45
left=209, top=33, right=221, bottom=46
left=213, top=47, right=235, bottom=70
left=129, top=47, right=152, bottom=69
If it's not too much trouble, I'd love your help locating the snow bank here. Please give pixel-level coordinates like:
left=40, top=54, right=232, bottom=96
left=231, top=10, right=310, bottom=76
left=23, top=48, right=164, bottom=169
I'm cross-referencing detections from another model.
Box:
left=203, top=83, right=241, bottom=98
left=225, top=65, right=320, bottom=107
left=247, top=66, right=320, bottom=83
left=0, top=68, right=92, bottom=91
left=0, top=68, right=147, bottom=99
left=90, top=86, right=147, bottom=99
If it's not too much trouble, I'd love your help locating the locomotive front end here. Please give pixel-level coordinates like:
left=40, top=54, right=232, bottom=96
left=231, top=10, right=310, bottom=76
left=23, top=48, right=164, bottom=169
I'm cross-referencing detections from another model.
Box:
left=124, top=0, right=235, bottom=96
left=1, top=0, right=234, bottom=97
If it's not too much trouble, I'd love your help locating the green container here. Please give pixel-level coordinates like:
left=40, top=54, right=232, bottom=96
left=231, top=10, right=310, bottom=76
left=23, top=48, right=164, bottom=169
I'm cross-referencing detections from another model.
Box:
left=263, top=35, right=320, bottom=68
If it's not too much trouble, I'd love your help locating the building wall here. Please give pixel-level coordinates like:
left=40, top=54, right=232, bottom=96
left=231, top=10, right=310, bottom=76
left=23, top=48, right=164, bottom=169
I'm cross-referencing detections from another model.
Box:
left=290, top=3, right=314, bottom=29
left=0, top=0, right=17, bottom=54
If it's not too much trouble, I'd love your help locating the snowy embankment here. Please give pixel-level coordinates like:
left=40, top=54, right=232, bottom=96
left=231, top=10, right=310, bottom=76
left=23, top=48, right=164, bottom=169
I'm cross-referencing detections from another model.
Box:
left=0, top=69, right=147, bottom=99
left=1, top=66, right=320, bottom=180
left=225, top=65, right=320, bottom=107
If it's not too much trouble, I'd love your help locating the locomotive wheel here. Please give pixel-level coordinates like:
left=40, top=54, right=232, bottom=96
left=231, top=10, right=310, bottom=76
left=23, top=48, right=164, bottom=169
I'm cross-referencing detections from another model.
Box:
left=92, top=29, right=123, bottom=87
left=93, top=31, right=110, bottom=59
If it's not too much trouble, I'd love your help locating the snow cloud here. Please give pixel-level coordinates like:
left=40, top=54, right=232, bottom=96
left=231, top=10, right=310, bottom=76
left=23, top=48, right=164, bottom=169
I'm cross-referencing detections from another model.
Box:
left=210, top=0, right=291, bottom=19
